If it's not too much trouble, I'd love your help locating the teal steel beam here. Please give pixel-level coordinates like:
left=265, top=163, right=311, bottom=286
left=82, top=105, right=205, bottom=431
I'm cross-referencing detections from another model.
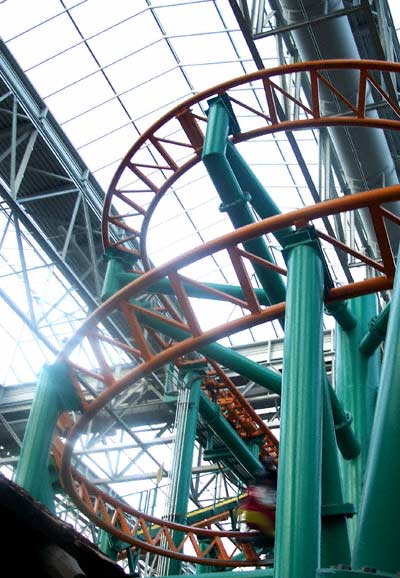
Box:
left=274, top=235, right=324, bottom=578
left=163, top=372, right=203, bottom=576
left=321, top=376, right=352, bottom=568
left=225, top=140, right=293, bottom=246
left=133, top=301, right=359, bottom=460
left=14, top=362, right=82, bottom=511
left=335, top=295, right=380, bottom=542
left=202, top=95, right=287, bottom=308
left=0, top=38, right=105, bottom=217
left=359, top=302, right=390, bottom=357
left=353, top=252, right=400, bottom=574
left=108, top=270, right=271, bottom=306
left=224, top=141, right=357, bottom=332
left=133, top=299, right=282, bottom=392
left=325, top=300, right=357, bottom=332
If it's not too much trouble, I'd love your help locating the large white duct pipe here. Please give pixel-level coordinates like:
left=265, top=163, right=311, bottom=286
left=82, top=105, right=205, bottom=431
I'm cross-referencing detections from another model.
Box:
left=280, top=0, right=399, bottom=252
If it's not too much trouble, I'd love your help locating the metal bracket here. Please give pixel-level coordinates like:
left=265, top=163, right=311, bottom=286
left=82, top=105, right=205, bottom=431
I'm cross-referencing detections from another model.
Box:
left=281, top=225, right=334, bottom=297
left=206, top=93, right=241, bottom=136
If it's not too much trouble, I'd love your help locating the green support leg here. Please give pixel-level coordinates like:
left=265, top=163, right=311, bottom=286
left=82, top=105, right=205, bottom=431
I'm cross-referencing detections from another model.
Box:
left=335, top=295, right=380, bottom=542
left=14, top=362, right=81, bottom=511
left=321, top=377, right=352, bottom=567
left=160, top=372, right=202, bottom=576
left=274, top=237, right=324, bottom=578
left=353, top=252, right=400, bottom=574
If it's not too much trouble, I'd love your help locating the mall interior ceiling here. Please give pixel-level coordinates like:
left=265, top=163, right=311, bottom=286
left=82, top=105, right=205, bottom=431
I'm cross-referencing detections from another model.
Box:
left=1, top=1, right=400, bottom=576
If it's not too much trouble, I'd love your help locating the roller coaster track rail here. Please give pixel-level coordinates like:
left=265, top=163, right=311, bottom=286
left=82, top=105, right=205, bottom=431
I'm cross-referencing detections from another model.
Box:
left=53, top=60, right=400, bottom=566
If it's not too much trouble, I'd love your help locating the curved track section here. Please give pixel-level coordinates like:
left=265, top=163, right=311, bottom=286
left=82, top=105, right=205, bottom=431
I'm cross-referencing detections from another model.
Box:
left=102, top=59, right=400, bottom=265
left=55, top=186, right=400, bottom=566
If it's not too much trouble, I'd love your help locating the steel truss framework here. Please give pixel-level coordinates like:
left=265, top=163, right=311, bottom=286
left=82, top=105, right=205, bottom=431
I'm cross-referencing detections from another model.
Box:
left=55, top=184, right=400, bottom=567
left=103, top=59, right=400, bottom=269
left=0, top=3, right=395, bottom=572
left=44, top=60, right=400, bottom=569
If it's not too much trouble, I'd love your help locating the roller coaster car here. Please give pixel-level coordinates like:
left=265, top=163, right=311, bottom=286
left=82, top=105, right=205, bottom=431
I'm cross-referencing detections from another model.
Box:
left=237, top=482, right=276, bottom=550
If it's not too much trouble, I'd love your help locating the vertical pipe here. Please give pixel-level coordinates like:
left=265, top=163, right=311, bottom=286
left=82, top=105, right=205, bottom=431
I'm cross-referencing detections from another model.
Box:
left=160, top=372, right=202, bottom=576
left=14, top=362, right=81, bottom=511
left=202, top=96, right=287, bottom=308
left=274, top=237, right=324, bottom=578
left=321, top=376, right=352, bottom=567
left=335, top=295, right=380, bottom=542
left=353, top=252, right=400, bottom=574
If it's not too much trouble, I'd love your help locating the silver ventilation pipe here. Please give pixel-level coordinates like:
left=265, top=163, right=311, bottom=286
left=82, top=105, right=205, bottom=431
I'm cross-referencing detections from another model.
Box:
left=279, top=0, right=399, bottom=252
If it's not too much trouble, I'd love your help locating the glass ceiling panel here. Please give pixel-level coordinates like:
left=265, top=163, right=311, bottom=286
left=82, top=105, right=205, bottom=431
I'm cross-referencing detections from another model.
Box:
left=68, top=0, right=148, bottom=38
left=85, top=10, right=162, bottom=67
left=6, top=12, right=83, bottom=69
left=47, top=73, right=117, bottom=123
left=0, top=0, right=398, bottom=373
left=27, top=44, right=99, bottom=97
left=171, top=32, right=243, bottom=64
left=0, top=0, right=65, bottom=40
left=83, top=130, right=142, bottom=179
left=64, top=99, right=132, bottom=150
left=104, top=41, right=179, bottom=94
left=156, top=2, right=224, bottom=36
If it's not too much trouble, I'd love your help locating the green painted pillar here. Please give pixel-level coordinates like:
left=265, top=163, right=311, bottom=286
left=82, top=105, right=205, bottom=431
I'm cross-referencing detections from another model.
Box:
left=274, top=233, right=324, bottom=578
left=321, top=376, right=352, bottom=567
left=14, top=362, right=81, bottom=511
left=202, top=95, right=287, bottom=308
left=101, top=248, right=136, bottom=301
left=160, top=371, right=202, bottom=576
left=98, top=530, right=119, bottom=560
left=353, top=252, right=400, bottom=574
left=335, top=295, right=380, bottom=541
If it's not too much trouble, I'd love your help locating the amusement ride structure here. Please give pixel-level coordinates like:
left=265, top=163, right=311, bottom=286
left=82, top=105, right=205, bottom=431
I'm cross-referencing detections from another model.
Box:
left=2, top=2, right=400, bottom=578
left=12, top=59, right=400, bottom=577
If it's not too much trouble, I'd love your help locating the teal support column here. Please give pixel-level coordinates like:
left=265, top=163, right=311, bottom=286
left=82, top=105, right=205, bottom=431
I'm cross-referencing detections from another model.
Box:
left=321, top=377, right=352, bottom=568
left=98, top=531, right=119, bottom=560
left=160, top=371, right=202, bottom=576
left=101, top=248, right=136, bottom=301
left=353, top=252, right=400, bottom=574
left=274, top=233, right=324, bottom=578
left=14, top=362, right=82, bottom=511
left=335, top=295, right=380, bottom=541
left=202, top=95, right=286, bottom=308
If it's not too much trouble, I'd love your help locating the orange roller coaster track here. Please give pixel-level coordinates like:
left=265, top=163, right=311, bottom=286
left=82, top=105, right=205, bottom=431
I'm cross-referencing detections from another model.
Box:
left=55, top=184, right=400, bottom=566
left=101, top=59, right=400, bottom=267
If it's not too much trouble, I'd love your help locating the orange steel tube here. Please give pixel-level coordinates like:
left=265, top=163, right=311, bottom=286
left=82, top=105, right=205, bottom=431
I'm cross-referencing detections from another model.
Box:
left=102, top=60, right=400, bottom=263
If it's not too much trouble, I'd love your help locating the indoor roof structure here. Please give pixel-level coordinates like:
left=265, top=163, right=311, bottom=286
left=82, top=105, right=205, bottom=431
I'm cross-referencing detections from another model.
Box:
left=1, top=0, right=400, bottom=574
